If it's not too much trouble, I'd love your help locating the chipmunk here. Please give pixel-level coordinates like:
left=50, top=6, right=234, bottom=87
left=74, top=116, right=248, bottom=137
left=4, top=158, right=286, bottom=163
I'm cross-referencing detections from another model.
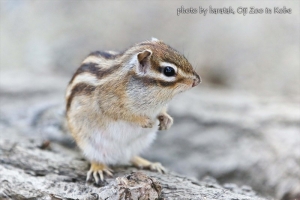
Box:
left=65, top=38, right=200, bottom=184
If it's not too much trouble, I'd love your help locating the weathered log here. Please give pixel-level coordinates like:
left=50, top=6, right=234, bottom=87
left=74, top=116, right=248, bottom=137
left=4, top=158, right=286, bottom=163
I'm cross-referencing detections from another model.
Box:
left=0, top=127, right=266, bottom=200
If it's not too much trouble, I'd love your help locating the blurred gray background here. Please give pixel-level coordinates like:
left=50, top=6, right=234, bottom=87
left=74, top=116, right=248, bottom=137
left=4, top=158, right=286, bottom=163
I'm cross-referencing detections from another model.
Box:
left=0, top=1, right=299, bottom=200
left=0, top=0, right=299, bottom=96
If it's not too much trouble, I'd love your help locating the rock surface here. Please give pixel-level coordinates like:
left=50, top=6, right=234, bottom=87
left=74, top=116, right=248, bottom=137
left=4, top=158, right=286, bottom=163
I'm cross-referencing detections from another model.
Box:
left=0, top=123, right=266, bottom=200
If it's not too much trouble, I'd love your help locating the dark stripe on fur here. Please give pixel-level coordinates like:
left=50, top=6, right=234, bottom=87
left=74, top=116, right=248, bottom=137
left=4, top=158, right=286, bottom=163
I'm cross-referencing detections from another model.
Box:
left=131, top=75, right=182, bottom=87
left=66, top=83, right=96, bottom=111
left=89, top=51, right=123, bottom=59
left=69, top=63, right=98, bottom=84
left=69, top=63, right=121, bottom=84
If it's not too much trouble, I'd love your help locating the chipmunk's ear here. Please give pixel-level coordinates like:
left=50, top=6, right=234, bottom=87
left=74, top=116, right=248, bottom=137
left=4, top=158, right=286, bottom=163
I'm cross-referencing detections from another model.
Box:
left=136, top=50, right=152, bottom=74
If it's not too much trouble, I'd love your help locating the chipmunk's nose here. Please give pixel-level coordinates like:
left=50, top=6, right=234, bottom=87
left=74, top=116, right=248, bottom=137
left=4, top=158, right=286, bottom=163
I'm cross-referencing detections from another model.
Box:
left=192, top=74, right=201, bottom=87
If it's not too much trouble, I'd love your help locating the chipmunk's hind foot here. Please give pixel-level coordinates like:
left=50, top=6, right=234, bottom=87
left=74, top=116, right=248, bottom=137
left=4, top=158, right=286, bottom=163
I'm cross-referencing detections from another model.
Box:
left=131, top=156, right=167, bottom=174
left=86, top=162, right=113, bottom=184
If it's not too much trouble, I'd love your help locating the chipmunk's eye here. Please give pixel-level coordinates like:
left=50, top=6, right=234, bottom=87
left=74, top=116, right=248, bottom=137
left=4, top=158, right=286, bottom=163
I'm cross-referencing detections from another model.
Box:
left=163, top=66, right=176, bottom=77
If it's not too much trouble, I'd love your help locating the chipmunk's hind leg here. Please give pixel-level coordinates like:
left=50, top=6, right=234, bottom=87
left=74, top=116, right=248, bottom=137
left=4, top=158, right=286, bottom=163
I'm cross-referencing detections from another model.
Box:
left=131, top=156, right=167, bottom=173
left=86, top=162, right=113, bottom=184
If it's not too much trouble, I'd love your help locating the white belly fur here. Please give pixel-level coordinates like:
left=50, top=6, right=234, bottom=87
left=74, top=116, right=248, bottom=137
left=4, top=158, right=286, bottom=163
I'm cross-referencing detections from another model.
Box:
left=82, top=119, right=159, bottom=165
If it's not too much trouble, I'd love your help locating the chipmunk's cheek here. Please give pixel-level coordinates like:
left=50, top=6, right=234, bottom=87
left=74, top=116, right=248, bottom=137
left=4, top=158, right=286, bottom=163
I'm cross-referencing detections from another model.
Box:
left=181, top=79, right=194, bottom=89
left=174, top=83, right=191, bottom=94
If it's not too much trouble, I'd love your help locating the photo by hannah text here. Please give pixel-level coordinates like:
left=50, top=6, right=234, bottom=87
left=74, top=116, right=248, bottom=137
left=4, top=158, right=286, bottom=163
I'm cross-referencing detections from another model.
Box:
left=177, top=6, right=292, bottom=16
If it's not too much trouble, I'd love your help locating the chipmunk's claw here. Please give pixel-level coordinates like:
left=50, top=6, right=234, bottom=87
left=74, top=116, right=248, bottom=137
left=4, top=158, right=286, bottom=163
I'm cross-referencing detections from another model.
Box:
left=86, top=162, right=113, bottom=184
left=149, top=162, right=167, bottom=173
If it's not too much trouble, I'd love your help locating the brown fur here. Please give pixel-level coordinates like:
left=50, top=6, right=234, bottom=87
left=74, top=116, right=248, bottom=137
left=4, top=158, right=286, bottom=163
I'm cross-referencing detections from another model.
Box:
left=66, top=39, right=200, bottom=124
left=66, top=83, right=96, bottom=111
left=69, top=63, right=122, bottom=85
left=137, top=41, right=194, bottom=74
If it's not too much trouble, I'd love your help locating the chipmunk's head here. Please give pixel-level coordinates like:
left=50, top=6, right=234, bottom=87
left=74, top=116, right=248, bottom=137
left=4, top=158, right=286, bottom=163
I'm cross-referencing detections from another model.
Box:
left=127, top=38, right=200, bottom=102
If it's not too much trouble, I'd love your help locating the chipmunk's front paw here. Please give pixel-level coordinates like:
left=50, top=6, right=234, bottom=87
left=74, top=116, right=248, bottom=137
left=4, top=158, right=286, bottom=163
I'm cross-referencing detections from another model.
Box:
left=158, top=113, right=173, bottom=130
left=86, top=162, right=113, bottom=184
